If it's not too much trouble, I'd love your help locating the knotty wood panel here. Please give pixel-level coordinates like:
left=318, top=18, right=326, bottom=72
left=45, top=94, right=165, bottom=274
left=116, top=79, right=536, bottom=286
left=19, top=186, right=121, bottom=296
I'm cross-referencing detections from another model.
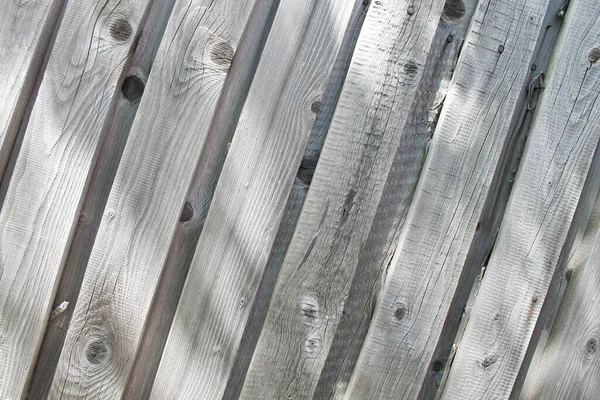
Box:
left=441, top=0, right=600, bottom=397
left=150, top=0, right=357, bottom=398
left=48, top=1, right=257, bottom=398
left=238, top=0, right=448, bottom=398
left=0, top=1, right=150, bottom=397
left=346, top=0, right=559, bottom=398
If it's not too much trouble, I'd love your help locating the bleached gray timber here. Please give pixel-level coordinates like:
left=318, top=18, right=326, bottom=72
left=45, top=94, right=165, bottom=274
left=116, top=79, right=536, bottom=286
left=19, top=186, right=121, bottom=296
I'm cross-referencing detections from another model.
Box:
left=0, top=0, right=63, bottom=180
left=150, top=0, right=356, bottom=398
left=518, top=190, right=600, bottom=399
left=26, top=0, right=178, bottom=397
left=123, top=1, right=278, bottom=398
left=441, top=0, right=600, bottom=397
left=345, top=0, right=559, bottom=398
left=49, top=1, right=257, bottom=398
left=313, top=1, right=478, bottom=398
left=0, top=0, right=150, bottom=397
left=239, top=0, right=449, bottom=398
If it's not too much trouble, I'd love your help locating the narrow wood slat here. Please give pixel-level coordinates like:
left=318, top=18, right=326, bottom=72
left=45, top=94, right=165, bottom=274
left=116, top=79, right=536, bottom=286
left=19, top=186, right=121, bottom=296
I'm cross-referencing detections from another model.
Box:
left=441, top=1, right=600, bottom=398
left=150, top=1, right=357, bottom=398
left=26, top=0, right=178, bottom=397
left=519, top=188, right=600, bottom=399
left=313, top=1, right=479, bottom=398
left=123, top=1, right=279, bottom=397
left=239, top=0, right=448, bottom=398
left=0, top=1, right=150, bottom=397
left=345, top=0, right=558, bottom=398
left=48, top=1, right=257, bottom=398
left=0, top=0, right=64, bottom=179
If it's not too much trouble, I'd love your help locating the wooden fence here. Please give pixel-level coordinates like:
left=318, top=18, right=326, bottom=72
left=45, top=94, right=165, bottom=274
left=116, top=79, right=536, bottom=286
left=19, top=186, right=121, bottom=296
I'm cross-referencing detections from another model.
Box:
left=1, top=0, right=599, bottom=398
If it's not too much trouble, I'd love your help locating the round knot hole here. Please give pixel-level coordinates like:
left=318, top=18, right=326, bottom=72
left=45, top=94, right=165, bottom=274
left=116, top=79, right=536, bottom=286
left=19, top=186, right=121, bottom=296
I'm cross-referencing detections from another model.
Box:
left=311, top=99, right=322, bottom=115
left=394, top=306, right=407, bottom=320
left=588, top=48, right=600, bottom=64
left=180, top=202, right=194, bottom=222
left=497, top=44, right=505, bottom=54
left=86, top=340, right=108, bottom=365
left=432, top=360, right=444, bottom=372
left=403, top=60, right=418, bottom=77
left=210, top=41, right=234, bottom=68
left=407, top=6, right=415, bottom=15
left=110, top=19, right=133, bottom=42
left=586, top=338, right=598, bottom=355
left=122, top=75, right=145, bottom=103
left=442, top=0, right=466, bottom=22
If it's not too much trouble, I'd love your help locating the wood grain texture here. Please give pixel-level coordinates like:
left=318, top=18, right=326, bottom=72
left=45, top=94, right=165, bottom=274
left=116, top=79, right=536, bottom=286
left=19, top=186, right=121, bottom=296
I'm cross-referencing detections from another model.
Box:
left=0, top=0, right=64, bottom=180
left=313, top=1, right=479, bottom=398
left=518, top=188, right=600, bottom=399
left=48, top=1, right=256, bottom=398
left=238, top=0, right=448, bottom=398
left=441, top=0, right=600, bottom=398
left=26, top=0, right=177, bottom=397
left=345, top=0, right=557, bottom=398
left=123, top=1, right=279, bottom=398
left=0, top=0, right=150, bottom=397
left=150, top=1, right=356, bottom=398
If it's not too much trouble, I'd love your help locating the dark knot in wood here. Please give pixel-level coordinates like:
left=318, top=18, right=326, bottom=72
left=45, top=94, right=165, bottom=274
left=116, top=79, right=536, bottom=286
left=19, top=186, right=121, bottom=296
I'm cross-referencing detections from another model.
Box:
left=110, top=19, right=133, bottom=42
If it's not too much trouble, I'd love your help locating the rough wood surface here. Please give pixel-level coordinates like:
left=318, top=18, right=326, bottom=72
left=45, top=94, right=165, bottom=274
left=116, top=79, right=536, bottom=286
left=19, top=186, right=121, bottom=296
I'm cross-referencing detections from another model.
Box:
left=0, top=0, right=64, bottom=180
left=345, top=0, right=557, bottom=398
left=48, top=1, right=256, bottom=398
left=0, top=1, right=150, bottom=397
left=150, top=1, right=356, bottom=398
left=26, top=0, right=177, bottom=397
left=441, top=0, right=600, bottom=397
left=313, top=1, right=479, bottom=398
left=239, top=0, right=449, bottom=398
left=518, top=189, right=600, bottom=399
left=123, top=1, right=279, bottom=398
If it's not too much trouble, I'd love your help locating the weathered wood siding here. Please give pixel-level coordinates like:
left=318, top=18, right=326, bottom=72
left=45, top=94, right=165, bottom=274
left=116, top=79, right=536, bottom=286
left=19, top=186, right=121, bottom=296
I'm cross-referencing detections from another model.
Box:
left=1, top=0, right=599, bottom=398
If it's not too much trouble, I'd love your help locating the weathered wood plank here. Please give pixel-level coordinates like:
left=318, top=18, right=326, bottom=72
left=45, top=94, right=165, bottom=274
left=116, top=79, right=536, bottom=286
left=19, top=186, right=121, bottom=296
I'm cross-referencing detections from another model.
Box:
left=123, top=1, right=279, bottom=398
left=0, top=0, right=64, bottom=180
left=0, top=0, right=151, bottom=397
left=313, top=1, right=479, bottom=398
left=518, top=188, right=600, bottom=399
left=48, top=1, right=257, bottom=398
left=441, top=0, right=600, bottom=397
left=238, top=0, right=449, bottom=398
left=150, top=1, right=357, bottom=398
left=345, top=0, right=559, bottom=398
left=25, top=0, right=178, bottom=397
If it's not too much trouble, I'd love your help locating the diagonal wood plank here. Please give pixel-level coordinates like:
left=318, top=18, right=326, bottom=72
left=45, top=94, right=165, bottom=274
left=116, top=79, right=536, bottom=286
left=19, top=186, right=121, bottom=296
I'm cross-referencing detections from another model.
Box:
left=441, top=0, right=600, bottom=398
left=0, top=0, right=151, bottom=397
left=519, top=188, right=600, bottom=399
left=25, top=0, right=178, bottom=397
left=312, top=2, right=480, bottom=398
left=0, top=0, right=65, bottom=180
left=238, top=0, right=448, bottom=398
left=48, top=0, right=258, bottom=398
left=345, top=0, right=561, bottom=398
left=150, top=0, right=357, bottom=398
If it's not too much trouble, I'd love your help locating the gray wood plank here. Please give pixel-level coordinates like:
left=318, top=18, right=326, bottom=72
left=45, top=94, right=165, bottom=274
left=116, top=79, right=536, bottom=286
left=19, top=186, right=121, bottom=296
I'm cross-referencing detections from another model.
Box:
left=48, top=1, right=257, bottom=398
left=25, top=0, right=178, bottom=397
left=440, top=0, right=600, bottom=397
left=313, top=1, right=479, bottom=398
left=238, top=0, right=448, bottom=398
left=345, top=0, right=559, bottom=398
left=0, top=1, right=151, bottom=397
left=0, top=0, right=64, bottom=180
left=149, top=1, right=357, bottom=398
left=123, top=1, right=279, bottom=398
left=518, top=188, right=600, bottom=399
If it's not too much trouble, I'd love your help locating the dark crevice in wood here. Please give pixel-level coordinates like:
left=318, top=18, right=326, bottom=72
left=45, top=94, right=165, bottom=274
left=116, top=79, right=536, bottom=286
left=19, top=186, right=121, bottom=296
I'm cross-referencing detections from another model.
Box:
left=222, top=1, right=370, bottom=398
left=427, top=1, right=573, bottom=399
left=121, top=1, right=281, bottom=398
left=25, top=0, right=177, bottom=397
left=0, top=0, right=69, bottom=210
